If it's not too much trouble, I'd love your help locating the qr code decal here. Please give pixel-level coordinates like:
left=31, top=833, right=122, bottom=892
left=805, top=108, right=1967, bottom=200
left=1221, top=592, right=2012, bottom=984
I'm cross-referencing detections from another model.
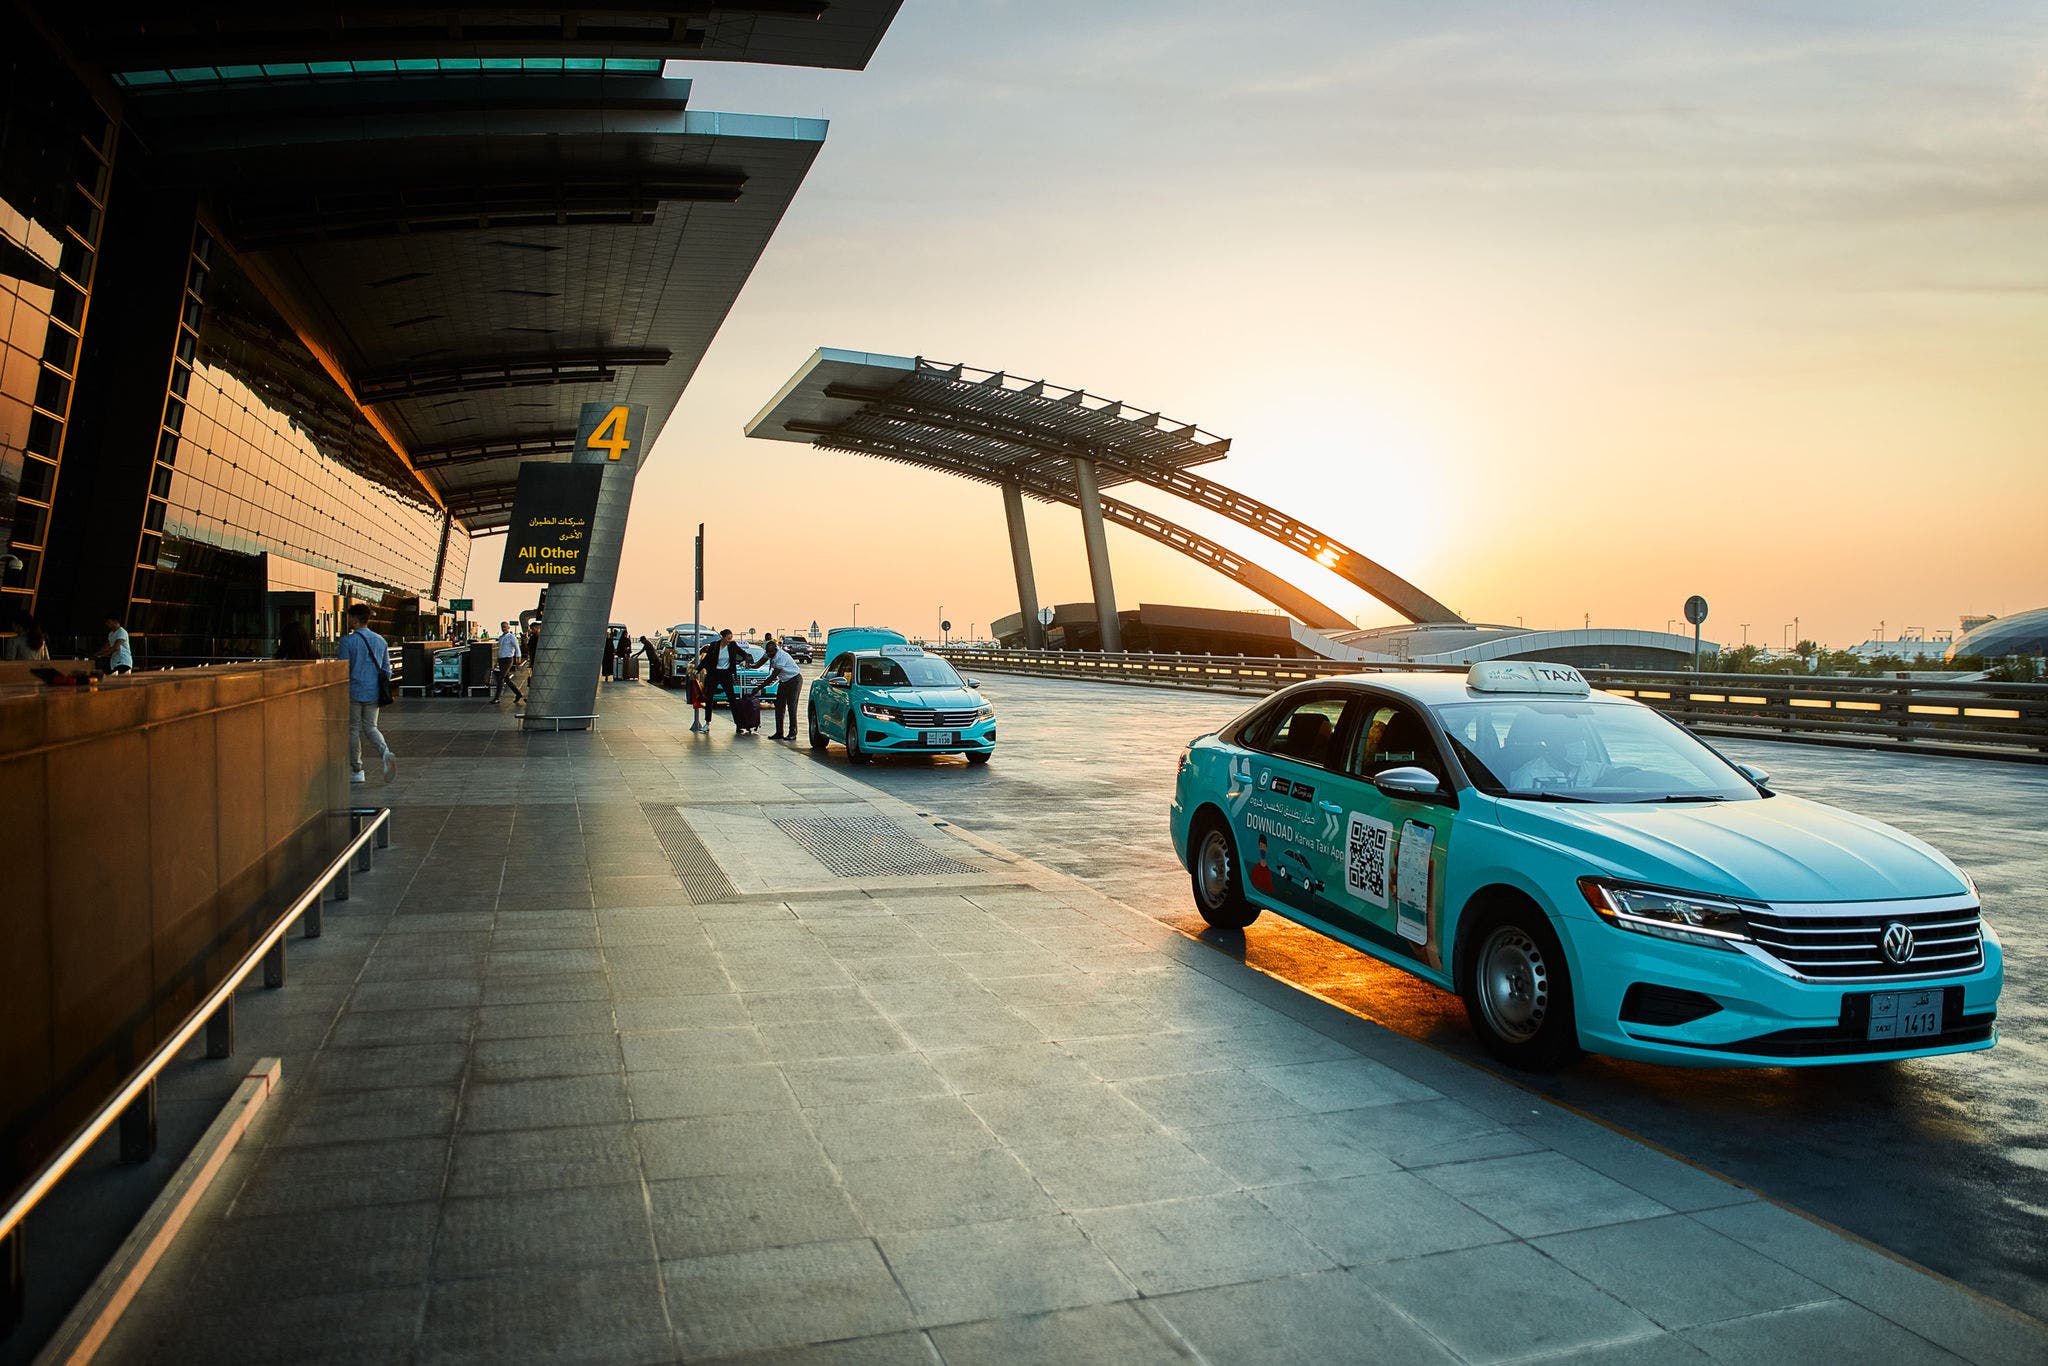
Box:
left=1346, top=812, right=1393, bottom=908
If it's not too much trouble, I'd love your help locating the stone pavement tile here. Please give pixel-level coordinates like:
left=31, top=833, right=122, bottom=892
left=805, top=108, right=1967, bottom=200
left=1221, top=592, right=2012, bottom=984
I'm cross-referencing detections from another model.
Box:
left=841, top=954, right=976, bottom=987
left=758, top=1017, right=911, bottom=1062
left=484, top=970, right=611, bottom=1005
left=384, top=911, right=497, bottom=936
left=1681, top=1300, right=1963, bottom=1365
left=979, top=973, right=1104, bottom=1008
left=229, top=1136, right=448, bottom=1219
left=742, top=986, right=881, bottom=1025
left=1247, top=1056, right=1439, bottom=1112
left=472, top=1030, right=623, bottom=1082
left=177, top=1201, right=441, bottom=1300
left=1560, top=1336, right=1714, bottom=1365
left=448, top=1122, right=640, bottom=1196
left=1060, top=1031, right=1234, bottom=1081
left=593, top=875, right=688, bottom=907
left=629, top=1063, right=799, bottom=1119
left=649, top=1168, right=864, bottom=1259
left=809, top=920, right=929, bottom=956
left=721, top=956, right=855, bottom=993
left=489, top=946, right=607, bottom=977
left=615, top=993, right=749, bottom=1031
left=1338, top=1096, right=1547, bottom=1169
left=622, top=1026, right=768, bottom=1070
left=1358, top=1241, right=1659, bottom=1364
left=276, top=1084, right=459, bottom=1147
left=964, top=1083, right=1165, bottom=1149
left=496, top=885, right=594, bottom=913
left=107, top=1284, right=425, bottom=1365
left=921, top=1042, right=1096, bottom=1094
left=329, top=1006, right=476, bottom=1048
left=1177, top=1112, right=1399, bottom=1188
left=1250, top=1170, right=1515, bottom=1264
left=1512, top=1106, right=1759, bottom=1213
left=804, top=1094, right=998, bottom=1164
left=610, top=963, right=738, bottom=998
left=635, top=1110, right=829, bottom=1180
left=1693, top=1201, right=2048, bottom=1366
left=1537, top=1214, right=1833, bottom=1330
left=1007, top=997, right=1168, bottom=1041
left=879, top=1215, right=1132, bottom=1326
left=1114, top=1068, right=1310, bottom=1130
left=949, top=949, right=1067, bottom=981
left=489, top=923, right=600, bottom=953
left=780, top=1053, right=950, bottom=1107
left=349, top=978, right=484, bottom=1014
left=418, top=1265, right=673, bottom=1366
left=309, top=1041, right=468, bottom=1092
left=784, top=897, right=894, bottom=921
left=1018, top=1132, right=1237, bottom=1212
left=1074, top=1192, right=1333, bottom=1295
left=460, top=1072, right=632, bottom=1132
left=599, top=905, right=715, bottom=945
left=927, top=1303, right=1189, bottom=1366
left=1420, top=1150, right=1673, bottom=1239
left=861, top=979, right=1004, bottom=1019
left=1151, top=1267, right=1457, bottom=1365
left=839, top=1148, right=1057, bottom=1233
left=664, top=1238, right=916, bottom=1359
left=476, top=999, right=621, bottom=1039
left=892, top=1006, right=1046, bottom=1051
left=433, top=1181, right=654, bottom=1278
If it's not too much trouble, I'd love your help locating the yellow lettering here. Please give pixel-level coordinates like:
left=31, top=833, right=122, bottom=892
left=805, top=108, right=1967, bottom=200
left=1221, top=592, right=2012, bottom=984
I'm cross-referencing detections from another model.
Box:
left=586, top=406, right=632, bottom=461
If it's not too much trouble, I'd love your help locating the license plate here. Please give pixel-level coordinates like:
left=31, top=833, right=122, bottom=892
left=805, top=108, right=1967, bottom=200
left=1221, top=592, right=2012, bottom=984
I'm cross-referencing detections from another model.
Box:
left=923, top=730, right=956, bottom=746
left=1865, top=989, right=1943, bottom=1042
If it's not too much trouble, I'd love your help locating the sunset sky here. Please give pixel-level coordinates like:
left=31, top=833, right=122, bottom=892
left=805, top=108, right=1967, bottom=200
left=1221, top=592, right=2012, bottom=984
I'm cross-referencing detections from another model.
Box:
left=461, top=1, right=2048, bottom=652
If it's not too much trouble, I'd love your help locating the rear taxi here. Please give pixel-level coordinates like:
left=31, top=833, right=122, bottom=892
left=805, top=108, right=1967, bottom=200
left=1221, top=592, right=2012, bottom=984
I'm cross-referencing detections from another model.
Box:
left=811, top=644, right=995, bottom=764
left=1169, top=661, right=2002, bottom=1069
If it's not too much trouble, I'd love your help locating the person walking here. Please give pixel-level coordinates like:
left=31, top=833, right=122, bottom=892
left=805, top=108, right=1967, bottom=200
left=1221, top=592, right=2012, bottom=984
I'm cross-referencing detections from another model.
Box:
left=751, top=633, right=805, bottom=740
left=275, top=618, right=320, bottom=660
left=338, top=602, right=396, bottom=784
left=702, top=628, right=747, bottom=729
left=493, top=620, right=525, bottom=704
left=95, top=611, right=133, bottom=674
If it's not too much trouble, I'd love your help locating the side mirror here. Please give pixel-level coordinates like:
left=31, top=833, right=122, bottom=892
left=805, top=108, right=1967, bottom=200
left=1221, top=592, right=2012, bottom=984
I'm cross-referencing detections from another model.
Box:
left=966, top=678, right=981, bottom=690
left=828, top=675, right=849, bottom=690
left=1736, top=763, right=1771, bottom=789
left=1371, top=766, right=1450, bottom=803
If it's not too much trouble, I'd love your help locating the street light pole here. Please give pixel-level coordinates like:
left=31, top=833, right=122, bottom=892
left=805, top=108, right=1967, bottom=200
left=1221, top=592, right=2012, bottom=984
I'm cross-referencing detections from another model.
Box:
left=939, top=605, right=944, bottom=645
left=1740, top=622, right=1750, bottom=646
left=852, top=602, right=859, bottom=627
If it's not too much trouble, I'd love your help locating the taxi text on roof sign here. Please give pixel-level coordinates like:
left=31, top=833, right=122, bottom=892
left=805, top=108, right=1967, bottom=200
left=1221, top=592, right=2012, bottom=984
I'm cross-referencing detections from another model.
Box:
left=1467, top=660, right=1590, bottom=695
left=878, top=644, right=925, bottom=657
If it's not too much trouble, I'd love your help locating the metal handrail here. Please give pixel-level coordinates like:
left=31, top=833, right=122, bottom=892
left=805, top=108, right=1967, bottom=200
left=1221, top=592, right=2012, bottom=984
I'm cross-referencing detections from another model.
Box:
left=932, top=648, right=2048, bottom=756
left=0, top=807, right=391, bottom=1250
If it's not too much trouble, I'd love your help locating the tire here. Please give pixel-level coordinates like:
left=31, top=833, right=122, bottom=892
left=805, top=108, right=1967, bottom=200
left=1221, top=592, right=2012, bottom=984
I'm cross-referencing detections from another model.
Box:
left=809, top=700, right=827, bottom=751
left=1188, top=813, right=1259, bottom=931
left=1460, top=901, right=1582, bottom=1070
left=966, top=750, right=991, bottom=765
left=846, top=717, right=870, bottom=765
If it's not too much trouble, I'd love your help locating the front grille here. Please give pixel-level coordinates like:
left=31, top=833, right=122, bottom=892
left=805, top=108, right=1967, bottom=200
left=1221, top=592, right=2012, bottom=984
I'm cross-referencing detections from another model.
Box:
left=893, top=707, right=981, bottom=727
left=1744, top=901, right=1983, bottom=980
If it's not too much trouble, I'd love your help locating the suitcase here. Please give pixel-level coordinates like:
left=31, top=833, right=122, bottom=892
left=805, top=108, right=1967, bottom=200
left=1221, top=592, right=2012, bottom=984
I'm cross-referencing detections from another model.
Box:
left=730, top=693, right=763, bottom=732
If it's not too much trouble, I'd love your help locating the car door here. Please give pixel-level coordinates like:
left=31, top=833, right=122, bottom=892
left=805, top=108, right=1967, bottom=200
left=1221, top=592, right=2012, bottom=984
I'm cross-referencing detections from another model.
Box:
left=1231, top=690, right=1364, bottom=930
left=822, top=653, right=856, bottom=737
left=1325, top=694, right=1456, bottom=972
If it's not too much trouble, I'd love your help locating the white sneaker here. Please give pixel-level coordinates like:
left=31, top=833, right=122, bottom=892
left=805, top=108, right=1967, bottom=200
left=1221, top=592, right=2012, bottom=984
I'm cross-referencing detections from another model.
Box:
left=351, top=770, right=367, bottom=784
left=382, top=752, right=397, bottom=778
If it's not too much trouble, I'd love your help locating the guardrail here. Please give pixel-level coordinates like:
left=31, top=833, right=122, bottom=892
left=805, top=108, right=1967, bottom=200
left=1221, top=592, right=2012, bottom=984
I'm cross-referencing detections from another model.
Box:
left=933, top=648, right=2048, bottom=759
left=0, top=807, right=391, bottom=1334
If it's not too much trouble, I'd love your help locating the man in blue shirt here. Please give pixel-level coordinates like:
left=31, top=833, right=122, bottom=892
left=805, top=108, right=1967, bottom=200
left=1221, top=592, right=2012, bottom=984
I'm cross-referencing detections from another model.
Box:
left=338, top=602, right=396, bottom=784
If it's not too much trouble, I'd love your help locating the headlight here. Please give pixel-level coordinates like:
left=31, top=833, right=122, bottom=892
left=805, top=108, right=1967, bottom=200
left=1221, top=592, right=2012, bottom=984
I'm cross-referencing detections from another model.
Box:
left=974, top=705, right=994, bottom=720
left=1578, top=878, right=1752, bottom=951
left=860, top=702, right=899, bottom=721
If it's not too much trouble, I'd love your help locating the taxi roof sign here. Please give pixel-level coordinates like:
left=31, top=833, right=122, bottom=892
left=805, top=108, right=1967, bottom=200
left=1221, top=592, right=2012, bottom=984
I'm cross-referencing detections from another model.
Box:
left=877, top=643, right=926, bottom=657
left=1467, top=660, right=1591, bottom=696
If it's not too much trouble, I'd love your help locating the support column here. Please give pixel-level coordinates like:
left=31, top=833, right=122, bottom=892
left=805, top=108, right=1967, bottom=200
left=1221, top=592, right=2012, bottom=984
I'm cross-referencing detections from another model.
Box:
left=1071, top=458, right=1121, bottom=652
left=1000, top=480, right=1045, bottom=649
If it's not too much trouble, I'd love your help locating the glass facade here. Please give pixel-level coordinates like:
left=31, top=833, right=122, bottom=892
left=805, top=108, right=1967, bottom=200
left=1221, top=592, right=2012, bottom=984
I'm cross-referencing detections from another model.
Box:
left=0, top=15, right=111, bottom=619
left=114, top=56, right=664, bottom=87
left=131, top=228, right=464, bottom=658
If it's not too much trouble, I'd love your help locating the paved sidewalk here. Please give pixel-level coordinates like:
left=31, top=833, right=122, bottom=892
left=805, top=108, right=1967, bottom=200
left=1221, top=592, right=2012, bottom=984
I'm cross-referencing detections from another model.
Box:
left=101, top=684, right=2047, bottom=1364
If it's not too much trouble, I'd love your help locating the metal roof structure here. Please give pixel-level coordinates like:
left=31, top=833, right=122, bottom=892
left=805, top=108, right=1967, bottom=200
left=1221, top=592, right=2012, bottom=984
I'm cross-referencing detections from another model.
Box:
left=40, top=7, right=900, bottom=535
left=747, top=349, right=1464, bottom=626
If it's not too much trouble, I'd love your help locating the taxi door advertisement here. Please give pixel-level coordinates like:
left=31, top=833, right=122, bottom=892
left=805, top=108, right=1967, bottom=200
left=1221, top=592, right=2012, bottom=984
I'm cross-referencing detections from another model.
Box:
left=1342, top=806, right=1447, bottom=972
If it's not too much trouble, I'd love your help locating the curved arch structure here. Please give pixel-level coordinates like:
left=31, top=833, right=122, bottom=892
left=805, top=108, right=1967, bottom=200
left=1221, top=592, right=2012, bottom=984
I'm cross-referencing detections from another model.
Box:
left=747, top=348, right=1463, bottom=646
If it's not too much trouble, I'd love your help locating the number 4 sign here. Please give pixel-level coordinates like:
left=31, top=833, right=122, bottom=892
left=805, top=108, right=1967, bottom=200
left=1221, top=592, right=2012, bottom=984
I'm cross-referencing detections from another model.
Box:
left=575, top=401, right=647, bottom=467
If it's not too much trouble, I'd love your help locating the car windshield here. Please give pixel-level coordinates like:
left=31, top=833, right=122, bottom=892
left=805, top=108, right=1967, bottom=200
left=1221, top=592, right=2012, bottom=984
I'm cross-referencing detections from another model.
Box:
left=857, top=655, right=962, bottom=688
left=1432, top=699, right=1758, bottom=803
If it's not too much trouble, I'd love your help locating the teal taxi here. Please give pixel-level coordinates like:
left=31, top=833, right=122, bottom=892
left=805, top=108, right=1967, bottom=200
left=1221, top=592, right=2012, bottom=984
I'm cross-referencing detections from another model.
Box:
left=811, top=642, right=995, bottom=764
left=1169, top=661, right=2001, bottom=1069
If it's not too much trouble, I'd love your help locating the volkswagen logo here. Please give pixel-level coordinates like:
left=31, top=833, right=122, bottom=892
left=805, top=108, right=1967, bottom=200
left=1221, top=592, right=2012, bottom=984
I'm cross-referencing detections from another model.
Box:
left=1881, top=921, right=1916, bottom=965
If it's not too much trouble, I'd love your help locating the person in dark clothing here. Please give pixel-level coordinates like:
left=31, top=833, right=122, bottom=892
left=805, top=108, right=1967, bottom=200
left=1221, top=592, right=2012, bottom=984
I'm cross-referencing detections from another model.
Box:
left=275, top=619, right=320, bottom=660
left=750, top=634, right=804, bottom=741
left=701, top=628, right=748, bottom=728
left=638, top=634, right=665, bottom=686
left=601, top=628, right=617, bottom=683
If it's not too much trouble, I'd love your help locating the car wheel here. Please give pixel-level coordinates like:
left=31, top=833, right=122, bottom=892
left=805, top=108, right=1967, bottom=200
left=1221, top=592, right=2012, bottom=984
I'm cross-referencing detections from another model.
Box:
left=846, top=718, right=870, bottom=765
left=966, top=750, right=991, bottom=765
left=809, top=701, right=827, bottom=751
left=1461, top=902, right=1582, bottom=1070
left=1189, top=814, right=1259, bottom=930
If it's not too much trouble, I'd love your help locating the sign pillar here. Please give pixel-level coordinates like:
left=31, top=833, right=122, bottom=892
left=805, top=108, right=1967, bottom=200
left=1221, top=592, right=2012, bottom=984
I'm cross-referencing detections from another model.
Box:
left=518, top=402, right=648, bottom=728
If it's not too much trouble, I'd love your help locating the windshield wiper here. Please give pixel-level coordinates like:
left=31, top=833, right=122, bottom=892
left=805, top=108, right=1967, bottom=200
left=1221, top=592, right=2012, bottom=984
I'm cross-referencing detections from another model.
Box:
left=1643, top=794, right=1728, bottom=803
left=1504, top=791, right=1599, bottom=803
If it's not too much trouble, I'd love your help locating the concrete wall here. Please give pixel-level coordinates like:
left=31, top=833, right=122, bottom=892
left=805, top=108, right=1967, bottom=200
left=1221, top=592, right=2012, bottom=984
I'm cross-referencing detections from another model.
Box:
left=0, top=661, right=348, bottom=1198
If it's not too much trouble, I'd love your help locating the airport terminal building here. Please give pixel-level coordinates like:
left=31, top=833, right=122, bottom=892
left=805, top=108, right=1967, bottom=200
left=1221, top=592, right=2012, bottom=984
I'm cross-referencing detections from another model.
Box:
left=1, top=3, right=896, bottom=662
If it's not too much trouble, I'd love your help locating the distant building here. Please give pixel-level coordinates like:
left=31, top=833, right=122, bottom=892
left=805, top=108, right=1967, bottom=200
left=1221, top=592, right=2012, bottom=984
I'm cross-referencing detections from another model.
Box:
left=1947, top=607, right=2048, bottom=661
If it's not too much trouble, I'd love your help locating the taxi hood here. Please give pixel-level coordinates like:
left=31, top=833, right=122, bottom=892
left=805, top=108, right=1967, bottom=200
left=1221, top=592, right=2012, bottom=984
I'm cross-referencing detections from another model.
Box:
left=1496, top=793, right=1966, bottom=903
left=870, top=686, right=981, bottom=709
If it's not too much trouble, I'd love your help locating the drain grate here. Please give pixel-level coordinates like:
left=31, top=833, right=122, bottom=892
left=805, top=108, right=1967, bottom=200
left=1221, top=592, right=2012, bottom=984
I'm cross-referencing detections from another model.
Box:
left=643, top=804, right=740, bottom=904
left=772, top=813, right=982, bottom=879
